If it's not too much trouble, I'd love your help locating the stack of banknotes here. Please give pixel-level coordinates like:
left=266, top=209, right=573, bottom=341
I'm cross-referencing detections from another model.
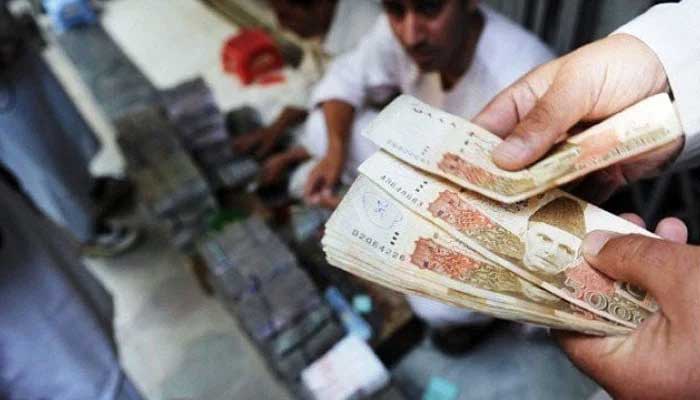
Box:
left=323, top=93, right=682, bottom=335
left=116, top=106, right=217, bottom=250
left=198, top=217, right=344, bottom=382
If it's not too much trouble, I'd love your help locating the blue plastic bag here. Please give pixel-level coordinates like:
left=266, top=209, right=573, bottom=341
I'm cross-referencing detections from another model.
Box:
left=44, top=0, right=97, bottom=33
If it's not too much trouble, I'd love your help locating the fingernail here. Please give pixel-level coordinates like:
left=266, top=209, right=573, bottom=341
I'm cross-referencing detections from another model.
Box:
left=582, top=230, right=618, bottom=256
left=495, top=137, right=528, bottom=164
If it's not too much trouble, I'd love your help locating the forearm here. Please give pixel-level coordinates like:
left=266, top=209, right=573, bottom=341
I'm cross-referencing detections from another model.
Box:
left=279, top=146, right=311, bottom=164
left=270, top=106, right=309, bottom=133
left=322, top=100, right=355, bottom=161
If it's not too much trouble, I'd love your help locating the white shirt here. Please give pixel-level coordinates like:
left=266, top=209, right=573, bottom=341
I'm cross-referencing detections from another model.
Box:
left=285, top=0, right=382, bottom=110
left=322, top=0, right=382, bottom=57
left=616, top=0, right=700, bottom=169
left=293, top=0, right=381, bottom=162
left=312, top=6, right=554, bottom=120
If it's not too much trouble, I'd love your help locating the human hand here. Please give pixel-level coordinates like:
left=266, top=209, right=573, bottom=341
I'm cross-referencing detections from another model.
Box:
left=315, top=191, right=342, bottom=209
left=231, top=127, right=282, bottom=158
left=557, top=216, right=700, bottom=400
left=259, top=153, right=292, bottom=187
left=303, top=154, right=343, bottom=207
left=231, top=129, right=264, bottom=154
left=473, top=34, right=683, bottom=201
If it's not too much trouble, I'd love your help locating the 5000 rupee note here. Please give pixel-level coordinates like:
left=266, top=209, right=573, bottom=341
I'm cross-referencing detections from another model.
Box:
left=362, top=94, right=681, bottom=203
left=359, top=153, right=659, bottom=328
left=323, top=176, right=629, bottom=335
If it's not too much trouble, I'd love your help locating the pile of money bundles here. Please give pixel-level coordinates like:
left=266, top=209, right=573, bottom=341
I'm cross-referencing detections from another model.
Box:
left=116, top=106, right=217, bottom=250
left=160, top=78, right=261, bottom=189
left=198, top=217, right=344, bottom=382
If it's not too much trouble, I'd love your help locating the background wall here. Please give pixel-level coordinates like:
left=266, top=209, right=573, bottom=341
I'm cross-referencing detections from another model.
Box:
left=483, top=0, right=678, bottom=54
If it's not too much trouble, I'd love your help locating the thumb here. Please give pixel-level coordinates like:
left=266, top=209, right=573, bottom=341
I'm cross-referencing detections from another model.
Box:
left=492, top=72, right=595, bottom=171
left=473, top=59, right=561, bottom=138
left=582, top=231, right=698, bottom=314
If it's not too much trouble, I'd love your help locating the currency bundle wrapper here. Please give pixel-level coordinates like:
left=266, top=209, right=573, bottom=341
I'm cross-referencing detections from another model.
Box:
left=301, top=336, right=390, bottom=400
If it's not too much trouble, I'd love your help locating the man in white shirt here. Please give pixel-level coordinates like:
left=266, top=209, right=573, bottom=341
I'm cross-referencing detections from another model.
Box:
left=303, top=0, right=554, bottom=348
left=231, top=0, right=380, bottom=162
left=304, top=0, right=553, bottom=205
left=473, top=1, right=700, bottom=397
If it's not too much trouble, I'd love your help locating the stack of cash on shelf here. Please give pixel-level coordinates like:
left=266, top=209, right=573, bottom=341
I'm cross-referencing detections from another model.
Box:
left=116, top=106, right=217, bottom=250
left=198, top=216, right=344, bottom=383
left=323, top=93, right=682, bottom=336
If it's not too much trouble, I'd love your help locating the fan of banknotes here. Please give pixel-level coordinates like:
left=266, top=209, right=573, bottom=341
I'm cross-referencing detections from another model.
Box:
left=323, top=93, right=682, bottom=336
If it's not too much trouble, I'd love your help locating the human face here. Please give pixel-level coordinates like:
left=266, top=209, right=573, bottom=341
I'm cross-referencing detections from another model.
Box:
left=381, top=0, right=471, bottom=72
left=523, top=222, right=580, bottom=275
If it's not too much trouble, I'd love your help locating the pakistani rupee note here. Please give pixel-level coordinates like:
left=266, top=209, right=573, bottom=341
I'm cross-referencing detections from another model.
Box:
left=323, top=176, right=629, bottom=336
left=362, top=94, right=682, bottom=203
left=327, top=252, right=627, bottom=336
left=359, top=152, right=660, bottom=328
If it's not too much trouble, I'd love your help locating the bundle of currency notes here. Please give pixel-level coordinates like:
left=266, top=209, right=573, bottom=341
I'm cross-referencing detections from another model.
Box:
left=116, top=106, right=217, bottom=250
left=161, top=78, right=229, bottom=151
left=197, top=217, right=344, bottom=382
left=323, top=94, right=682, bottom=335
left=161, top=78, right=264, bottom=190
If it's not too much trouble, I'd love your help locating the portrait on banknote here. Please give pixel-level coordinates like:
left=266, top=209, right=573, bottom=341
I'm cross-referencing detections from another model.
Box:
left=522, top=196, right=584, bottom=276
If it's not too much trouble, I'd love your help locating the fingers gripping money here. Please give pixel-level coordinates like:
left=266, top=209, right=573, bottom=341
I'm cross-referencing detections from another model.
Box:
left=323, top=90, right=682, bottom=333
left=362, top=95, right=682, bottom=203
left=323, top=177, right=629, bottom=336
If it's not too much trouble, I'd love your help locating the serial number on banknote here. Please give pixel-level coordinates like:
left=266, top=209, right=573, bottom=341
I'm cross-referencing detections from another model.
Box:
left=351, top=229, right=406, bottom=262
left=380, top=175, right=426, bottom=208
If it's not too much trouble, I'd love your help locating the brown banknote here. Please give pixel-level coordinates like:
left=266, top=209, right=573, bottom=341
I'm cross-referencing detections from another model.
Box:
left=362, top=94, right=682, bottom=203
left=323, top=176, right=630, bottom=335
left=358, top=152, right=659, bottom=328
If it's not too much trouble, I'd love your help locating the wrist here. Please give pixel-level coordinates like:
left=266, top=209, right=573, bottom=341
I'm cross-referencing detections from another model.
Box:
left=324, top=148, right=345, bottom=169
left=328, top=136, right=347, bottom=154
left=326, top=143, right=346, bottom=164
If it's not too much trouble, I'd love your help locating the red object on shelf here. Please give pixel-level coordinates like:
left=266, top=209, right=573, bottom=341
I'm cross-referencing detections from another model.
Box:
left=222, top=28, right=285, bottom=85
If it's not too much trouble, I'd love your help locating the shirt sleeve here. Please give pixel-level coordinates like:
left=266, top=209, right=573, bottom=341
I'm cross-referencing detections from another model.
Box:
left=614, top=0, right=700, bottom=169
left=310, top=16, right=403, bottom=110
